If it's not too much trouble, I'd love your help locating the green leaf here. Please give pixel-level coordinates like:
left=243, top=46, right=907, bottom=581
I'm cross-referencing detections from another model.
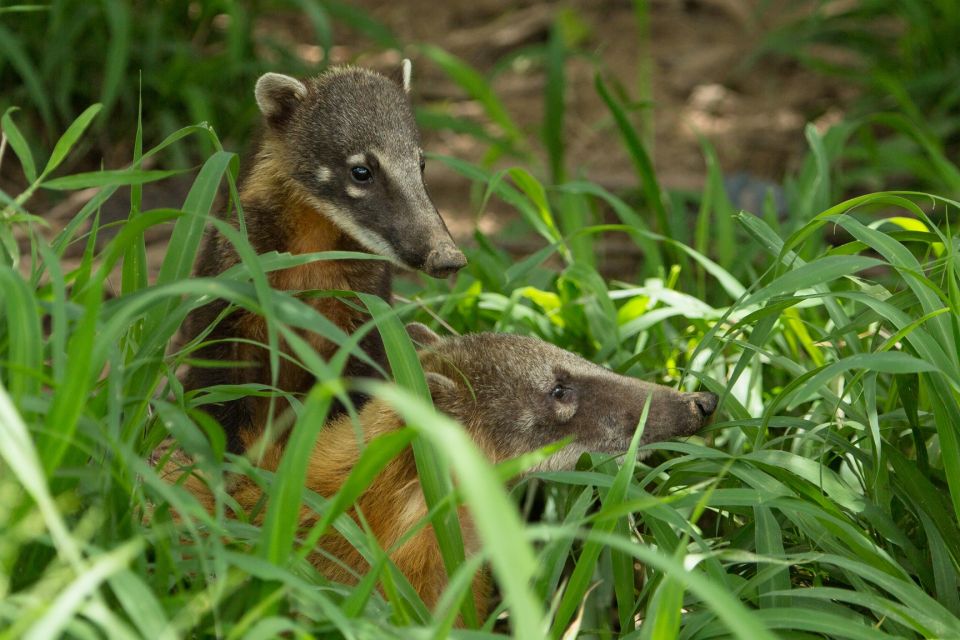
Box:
left=41, top=103, right=103, bottom=178
left=743, top=255, right=885, bottom=307
left=259, top=385, right=333, bottom=564
left=42, top=168, right=186, bottom=190
left=1, top=107, right=37, bottom=183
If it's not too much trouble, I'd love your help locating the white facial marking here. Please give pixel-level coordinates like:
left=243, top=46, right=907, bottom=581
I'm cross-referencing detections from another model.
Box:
left=346, top=153, right=366, bottom=166
left=345, top=185, right=365, bottom=199
left=316, top=166, right=332, bottom=182
left=302, top=194, right=401, bottom=263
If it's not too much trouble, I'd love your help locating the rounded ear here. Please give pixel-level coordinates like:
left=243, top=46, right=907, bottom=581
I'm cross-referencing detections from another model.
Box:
left=255, top=73, right=307, bottom=128
left=406, top=322, right=442, bottom=347
left=425, top=371, right=456, bottom=401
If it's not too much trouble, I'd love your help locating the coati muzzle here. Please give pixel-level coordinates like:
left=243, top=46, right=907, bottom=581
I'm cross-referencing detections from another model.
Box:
left=423, top=244, right=467, bottom=279
left=587, top=371, right=718, bottom=453
left=408, top=327, right=719, bottom=467
left=375, top=199, right=466, bottom=278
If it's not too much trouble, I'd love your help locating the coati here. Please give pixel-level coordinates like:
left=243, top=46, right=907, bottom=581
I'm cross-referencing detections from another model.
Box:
left=168, top=325, right=718, bottom=618
left=181, top=63, right=466, bottom=454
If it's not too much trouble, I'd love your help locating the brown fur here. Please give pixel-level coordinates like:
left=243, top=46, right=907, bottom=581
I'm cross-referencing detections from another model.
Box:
left=181, top=144, right=391, bottom=454
left=180, top=66, right=465, bottom=455
left=166, top=400, right=490, bottom=618
left=163, top=327, right=717, bottom=622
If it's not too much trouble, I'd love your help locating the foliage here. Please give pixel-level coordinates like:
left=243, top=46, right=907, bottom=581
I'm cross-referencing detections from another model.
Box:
left=760, top=0, right=960, bottom=196
left=0, top=0, right=395, bottom=163
left=2, top=3, right=960, bottom=639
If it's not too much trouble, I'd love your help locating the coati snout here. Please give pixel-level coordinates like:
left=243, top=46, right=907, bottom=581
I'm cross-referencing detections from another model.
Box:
left=254, top=67, right=466, bottom=278
left=407, top=324, right=717, bottom=468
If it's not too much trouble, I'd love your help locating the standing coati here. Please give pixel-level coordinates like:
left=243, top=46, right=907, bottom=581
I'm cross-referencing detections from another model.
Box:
left=168, top=325, right=718, bottom=618
left=181, top=63, right=466, bottom=454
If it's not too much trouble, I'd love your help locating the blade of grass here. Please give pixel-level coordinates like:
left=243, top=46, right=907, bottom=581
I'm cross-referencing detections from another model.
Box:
left=1, top=107, right=37, bottom=182
left=367, top=382, right=544, bottom=639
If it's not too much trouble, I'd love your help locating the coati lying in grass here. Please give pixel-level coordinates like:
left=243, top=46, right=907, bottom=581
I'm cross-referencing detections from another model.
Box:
left=165, top=324, right=717, bottom=619
left=180, top=62, right=465, bottom=454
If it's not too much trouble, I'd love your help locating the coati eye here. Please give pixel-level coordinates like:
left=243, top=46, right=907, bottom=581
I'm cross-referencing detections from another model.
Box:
left=550, top=384, right=569, bottom=400
left=350, top=166, right=372, bottom=183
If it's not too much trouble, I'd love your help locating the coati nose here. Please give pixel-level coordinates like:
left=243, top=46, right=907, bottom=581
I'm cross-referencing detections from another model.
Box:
left=423, top=246, right=467, bottom=278
left=693, top=392, right=718, bottom=418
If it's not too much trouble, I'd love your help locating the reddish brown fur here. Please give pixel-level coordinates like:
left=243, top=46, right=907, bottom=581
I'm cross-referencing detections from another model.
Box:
left=181, top=149, right=391, bottom=453
left=167, top=329, right=716, bottom=622
left=167, top=400, right=490, bottom=618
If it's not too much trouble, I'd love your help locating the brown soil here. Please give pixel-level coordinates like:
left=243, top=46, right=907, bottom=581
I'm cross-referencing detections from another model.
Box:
left=9, top=0, right=858, bottom=277
left=342, top=0, right=856, bottom=239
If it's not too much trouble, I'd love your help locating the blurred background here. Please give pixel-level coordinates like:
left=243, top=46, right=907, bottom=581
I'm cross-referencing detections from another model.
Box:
left=3, top=0, right=957, bottom=278
left=4, top=5, right=960, bottom=636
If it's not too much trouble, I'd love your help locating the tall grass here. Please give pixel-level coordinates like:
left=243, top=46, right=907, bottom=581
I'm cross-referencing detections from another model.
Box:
left=0, top=1, right=398, bottom=162
left=760, top=0, right=960, bottom=198
left=2, top=8, right=960, bottom=640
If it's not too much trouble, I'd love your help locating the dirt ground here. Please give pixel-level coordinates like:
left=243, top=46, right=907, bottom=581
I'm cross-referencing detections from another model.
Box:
left=336, top=0, right=856, bottom=238
left=11, top=0, right=858, bottom=274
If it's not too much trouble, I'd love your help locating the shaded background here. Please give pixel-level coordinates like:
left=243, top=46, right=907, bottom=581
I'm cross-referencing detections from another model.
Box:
left=1, top=0, right=957, bottom=275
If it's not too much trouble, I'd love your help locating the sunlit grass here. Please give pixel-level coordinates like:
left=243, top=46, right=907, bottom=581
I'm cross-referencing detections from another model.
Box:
left=2, top=5, right=960, bottom=637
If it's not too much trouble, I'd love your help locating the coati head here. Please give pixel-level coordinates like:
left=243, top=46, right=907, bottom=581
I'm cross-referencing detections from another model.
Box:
left=254, top=63, right=466, bottom=279
left=406, top=324, right=718, bottom=470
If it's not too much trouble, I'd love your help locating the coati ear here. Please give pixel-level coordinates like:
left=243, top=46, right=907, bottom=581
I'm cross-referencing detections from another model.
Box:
left=425, top=371, right=456, bottom=401
left=255, top=73, right=307, bottom=128
left=401, top=58, right=412, bottom=94
left=405, top=322, right=442, bottom=347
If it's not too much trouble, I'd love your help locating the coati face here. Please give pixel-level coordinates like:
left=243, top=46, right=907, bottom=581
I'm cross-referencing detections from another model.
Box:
left=254, top=65, right=466, bottom=278
left=406, top=324, right=718, bottom=471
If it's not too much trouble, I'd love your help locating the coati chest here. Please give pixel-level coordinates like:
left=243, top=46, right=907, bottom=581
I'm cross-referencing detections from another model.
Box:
left=183, top=187, right=392, bottom=453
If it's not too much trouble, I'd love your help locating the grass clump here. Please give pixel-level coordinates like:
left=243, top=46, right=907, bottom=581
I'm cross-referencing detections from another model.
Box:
left=2, top=7, right=960, bottom=639
left=761, top=0, right=960, bottom=197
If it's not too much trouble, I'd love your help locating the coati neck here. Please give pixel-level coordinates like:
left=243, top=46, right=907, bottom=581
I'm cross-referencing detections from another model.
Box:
left=239, top=148, right=389, bottom=295
left=233, top=400, right=485, bottom=614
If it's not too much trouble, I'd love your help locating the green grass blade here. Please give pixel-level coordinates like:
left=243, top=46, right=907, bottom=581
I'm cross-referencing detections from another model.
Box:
left=368, top=382, right=545, bottom=639
left=543, top=22, right=566, bottom=184
left=1, top=107, right=37, bottom=182
left=359, top=293, right=477, bottom=626
left=259, top=385, right=333, bottom=564
left=41, top=168, right=186, bottom=190
left=40, top=103, right=102, bottom=178
left=0, top=267, right=42, bottom=404
left=595, top=73, right=671, bottom=242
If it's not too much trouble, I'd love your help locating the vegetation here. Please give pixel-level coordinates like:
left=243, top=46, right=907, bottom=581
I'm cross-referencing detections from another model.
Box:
left=761, top=0, right=960, bottom=195
left=2, top=2, right=959, bottom=638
